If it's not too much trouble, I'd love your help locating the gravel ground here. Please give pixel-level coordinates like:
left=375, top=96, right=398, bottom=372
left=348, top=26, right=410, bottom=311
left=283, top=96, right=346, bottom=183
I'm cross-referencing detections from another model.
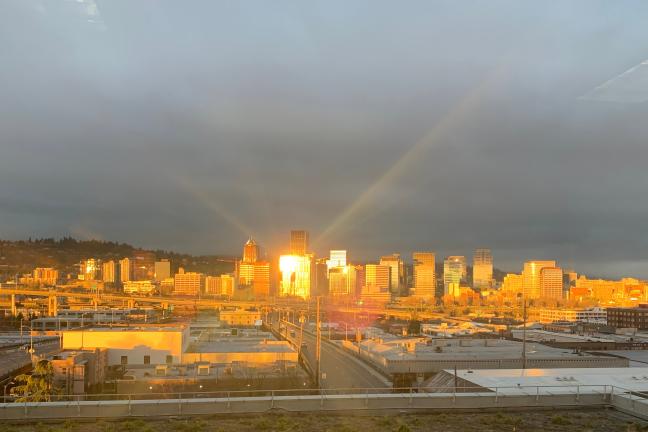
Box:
left=0, top=409, right=646, bottom=432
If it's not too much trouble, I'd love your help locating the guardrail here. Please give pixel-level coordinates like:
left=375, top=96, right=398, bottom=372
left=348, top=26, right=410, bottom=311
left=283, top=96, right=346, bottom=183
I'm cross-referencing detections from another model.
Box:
left=0, top=384, right=615, bottom=420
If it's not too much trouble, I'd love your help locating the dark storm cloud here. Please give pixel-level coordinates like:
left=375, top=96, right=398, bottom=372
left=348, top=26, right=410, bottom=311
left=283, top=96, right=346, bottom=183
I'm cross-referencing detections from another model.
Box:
left=2, top=0, right=648, bottom=277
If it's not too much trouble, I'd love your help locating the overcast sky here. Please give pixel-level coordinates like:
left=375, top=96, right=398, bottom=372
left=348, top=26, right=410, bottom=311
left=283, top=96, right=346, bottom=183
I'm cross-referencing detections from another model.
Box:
left=2, top=1, right=648, bottom=277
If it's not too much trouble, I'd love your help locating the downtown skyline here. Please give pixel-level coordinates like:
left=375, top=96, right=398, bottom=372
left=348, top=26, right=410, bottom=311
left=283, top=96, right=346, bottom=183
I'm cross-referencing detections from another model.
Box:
left=3, top=1, right=648, bottom=278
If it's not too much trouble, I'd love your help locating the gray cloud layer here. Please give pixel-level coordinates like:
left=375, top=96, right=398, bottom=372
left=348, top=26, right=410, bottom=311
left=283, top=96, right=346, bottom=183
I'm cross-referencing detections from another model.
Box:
left=2, top=1, right=648, bottom=277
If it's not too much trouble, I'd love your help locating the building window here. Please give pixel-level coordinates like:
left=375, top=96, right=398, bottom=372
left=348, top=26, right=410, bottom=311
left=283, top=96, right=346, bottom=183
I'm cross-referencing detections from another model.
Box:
left=144, top=355, right=151, bottom=365
left=121, top=356, right=128, bottom=365
left=166, top=355, right=173, bottom=364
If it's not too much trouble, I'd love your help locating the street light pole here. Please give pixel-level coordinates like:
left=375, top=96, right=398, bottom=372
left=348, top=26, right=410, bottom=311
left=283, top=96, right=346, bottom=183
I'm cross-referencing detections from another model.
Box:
left=315, top=296, right=321, bottom=389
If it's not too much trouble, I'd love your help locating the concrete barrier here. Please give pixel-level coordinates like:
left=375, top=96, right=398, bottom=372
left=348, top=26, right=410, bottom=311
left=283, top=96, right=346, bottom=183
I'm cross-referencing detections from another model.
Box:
left=0, top=390, right=612, bottom=421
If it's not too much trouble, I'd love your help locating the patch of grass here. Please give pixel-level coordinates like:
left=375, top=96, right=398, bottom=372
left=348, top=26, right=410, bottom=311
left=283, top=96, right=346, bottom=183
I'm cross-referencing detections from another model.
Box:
left=550, top=415, right=571, bottom=426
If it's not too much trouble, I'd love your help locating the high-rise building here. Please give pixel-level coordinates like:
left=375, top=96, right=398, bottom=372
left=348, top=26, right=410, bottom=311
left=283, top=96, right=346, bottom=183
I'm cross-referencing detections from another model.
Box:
left=290, top=230, right=309, bottom=255
left=326, top=250, right=347, bottom=271
left=522, top=260, right=556, bottom=299
left=119, top=258, right=132, bottom=283
left=328, top=265, right=356, bottom=297
left=102, top=261, right=116, bottom=283
left=540, top=267, right=564, bottom=300
left=364, top=264, right=391, bottom=294
left=33, top=268, right=58, bottom=286
left=237, top=239, right=270, bottom=298
left=79, top=259, right=100, bottom=281
left=205, top=274, right=235, bottom=297
left=361, top=264, right=391, bottom=304
left=413, top=252, right=435, bottom=298
left=380, top=254, right=404, bottom=296
left=443, top=256, right=466, bottom=295
left=472, top=248, right=493, bottom=290
left=501, top=273, right=524, bottom=298
left=173, top=269, right=204, bottom=297
left=154, top=260, right=171, bottom=281
left=132, top=250, right=155, bottom=281
left=314, top=258, right=329, bottom=297
left=278, top=254, right=312, bottom=299
left=243, top=238, right=259, bottom=263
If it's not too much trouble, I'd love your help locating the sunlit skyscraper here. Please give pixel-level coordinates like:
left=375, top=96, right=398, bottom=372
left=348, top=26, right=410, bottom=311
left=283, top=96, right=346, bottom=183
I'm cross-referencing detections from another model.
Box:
left=472, top=248, right=493, bottom=290
left=444, top=256, right=466, bottom=296
left=326, top=250, right=347, bottom=270
left=237, top=238, right=270, bottom=298
left=361, top=264, right=391, bottom=304
left=174, top=268, right=205, bottom=297
left=522, top=260, right=556, bottom=299
left=278, top=254, right=312, bottom=299
left=328, top=265, right=356, bottom=297
left=540, top=266, right=564, bottom=300
left=80, top=258, right=100, bottom=281
left=119, top=258, right=131, bottom=283
left=380, top=254, right=404, bottom=296
left=413, top=252, right=435, bottom=298
left=243, top=238, right=259, bottom=263
left=154, top=259, right=171, bottom=281
left=102, top=260, right=116, bottom=283
left=290, top=230, right=309, bottom=255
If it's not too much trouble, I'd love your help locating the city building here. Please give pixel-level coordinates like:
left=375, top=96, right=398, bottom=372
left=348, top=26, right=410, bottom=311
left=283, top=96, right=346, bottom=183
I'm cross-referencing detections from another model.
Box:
left=219, top=309, right=262, bottom=326
left=326, top=250, right=347, bottom=271
left=123, top=280, right=156, bottom=295
left=173, top=269, right=205, bottom=296
left=500, top=273, right=523, bottom=298
left=119, top=258, right=132, bottom=283
left=236, top=239, right=271, bottom=298
left=50, top=348, right=108, bottom=395
left=443, top=256, right=466, bottom=296
left=242, top=238, right=259, bottom=263
left=522, top=260, right=556, bottom=299
left=570, top=277, right=648, bottom=305
left=278, top=254, right=312, bottom=299
left=361, top=264, right=391, bottom=304
left=328, top=265, right=357, bottom=297
left=154, top=259, right=171, bottom=281
left=205, top=274, right=235, bottom=297
left=102, top=261, right=116, bottom=284
left=412, top=252, right=435, bottom=299
left=380, top=254, right=405, bottom=296
left=607, top=305, right=648, bottom=329
left=62, top=327, right=189, bottom=366
left=533, top=307, right=607, bottom=324
left=540, top=266, right=564, bottom=300
left=79, top=258, right=100, bottom=281
left=132, top=250, right=156, bottom=281
left=32, top=267, right=59, bottom=286
left=472, top=248, right=493, bottom=290
left=289, top=230, right=309, bottom=255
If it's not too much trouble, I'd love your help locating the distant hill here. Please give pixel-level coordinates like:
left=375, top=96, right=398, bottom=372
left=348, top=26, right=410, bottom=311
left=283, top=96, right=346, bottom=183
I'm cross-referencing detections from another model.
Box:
left=0, top=238, right=236, bottom=280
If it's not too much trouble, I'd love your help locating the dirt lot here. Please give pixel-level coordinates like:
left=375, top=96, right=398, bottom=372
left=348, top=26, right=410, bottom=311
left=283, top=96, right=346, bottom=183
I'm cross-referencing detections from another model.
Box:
left=0, top=409, right=645, bottom=432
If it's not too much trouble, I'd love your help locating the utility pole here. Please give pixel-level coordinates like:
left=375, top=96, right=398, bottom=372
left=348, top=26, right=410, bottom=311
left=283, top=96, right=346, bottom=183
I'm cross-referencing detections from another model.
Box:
left=522, top=295, right=527, bottom=370
left=316, top=296, right=321, bottom=389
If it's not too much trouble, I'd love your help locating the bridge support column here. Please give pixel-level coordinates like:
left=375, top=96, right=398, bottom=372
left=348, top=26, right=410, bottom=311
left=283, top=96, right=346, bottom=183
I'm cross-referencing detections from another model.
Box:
left=10, top=294, right=17, bottom=317
left=48, top=295, right=58, bottom=317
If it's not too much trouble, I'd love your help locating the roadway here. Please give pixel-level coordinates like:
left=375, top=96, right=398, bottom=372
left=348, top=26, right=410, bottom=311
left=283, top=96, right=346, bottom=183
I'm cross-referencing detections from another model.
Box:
left=273, top=319, right=390, bottom=390
left=0, top=338, right=61, bottom=379
left=299, top=330, right=390, bottom=390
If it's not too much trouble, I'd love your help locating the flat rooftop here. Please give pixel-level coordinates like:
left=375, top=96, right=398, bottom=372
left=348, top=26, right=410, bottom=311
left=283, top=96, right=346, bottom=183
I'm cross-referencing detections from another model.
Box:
left=186, top=340, right=294, bottom=354
left=359, top=337, right=593, bottom=361
left=434, top=367, right=648, bottom=392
